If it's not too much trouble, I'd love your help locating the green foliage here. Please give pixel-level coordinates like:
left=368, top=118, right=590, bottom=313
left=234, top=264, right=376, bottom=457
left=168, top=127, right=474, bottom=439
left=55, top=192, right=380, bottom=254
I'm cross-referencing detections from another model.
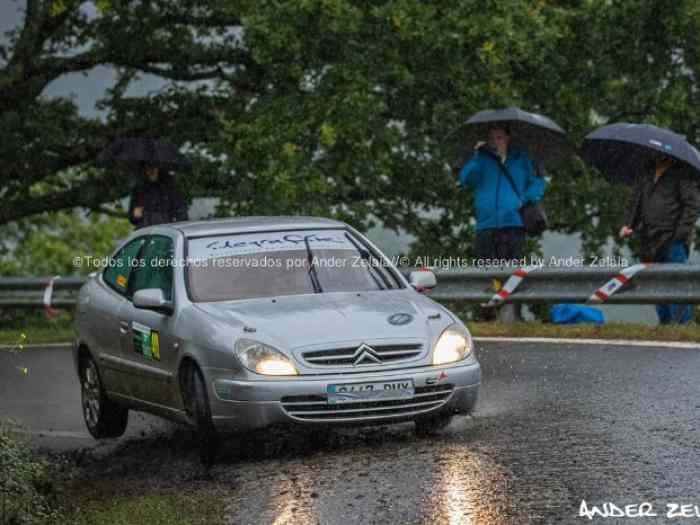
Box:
left=0, top=210, right=132, bottom=277
left=0, top=419, right=60, bottom=524
left=0, top=1, right=246, bottom=224
left=0, top=209, right=130, bottom=330
left=2, top=0, right=700, bottom=261
left=209, top=0, right=700, bottom=259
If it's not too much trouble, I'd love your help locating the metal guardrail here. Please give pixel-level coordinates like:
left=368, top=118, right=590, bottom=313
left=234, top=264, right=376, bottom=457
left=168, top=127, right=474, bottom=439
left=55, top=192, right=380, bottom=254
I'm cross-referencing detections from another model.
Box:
left=425, top=265, right=700, bottom=304
left=0, top=265, right=699, bottom=308
left=0, top=277, right=83, bottom=308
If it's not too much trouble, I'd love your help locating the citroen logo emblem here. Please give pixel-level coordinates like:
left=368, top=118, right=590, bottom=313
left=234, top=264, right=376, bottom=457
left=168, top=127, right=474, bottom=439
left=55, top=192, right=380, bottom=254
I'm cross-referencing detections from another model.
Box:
left=353, top=344, right=382, bottom=365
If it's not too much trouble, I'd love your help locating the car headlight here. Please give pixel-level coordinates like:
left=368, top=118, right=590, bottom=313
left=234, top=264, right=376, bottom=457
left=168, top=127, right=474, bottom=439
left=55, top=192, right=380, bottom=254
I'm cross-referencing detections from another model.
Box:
left=234, top=339, right=298, bottom=376
left=431, top=325, right=472, bottom=365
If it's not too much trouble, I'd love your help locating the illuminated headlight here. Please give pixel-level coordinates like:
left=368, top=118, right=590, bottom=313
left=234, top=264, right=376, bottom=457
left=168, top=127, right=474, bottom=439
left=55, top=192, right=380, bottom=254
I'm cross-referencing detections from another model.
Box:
left=431, top=326, right=472, bottom=365
left=234, top=339, right=298, bottom=376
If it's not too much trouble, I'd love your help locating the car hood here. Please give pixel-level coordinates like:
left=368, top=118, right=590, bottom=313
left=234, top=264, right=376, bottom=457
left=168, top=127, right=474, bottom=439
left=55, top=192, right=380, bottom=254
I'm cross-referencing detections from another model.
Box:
left=194, top=291, right=453, bottom=350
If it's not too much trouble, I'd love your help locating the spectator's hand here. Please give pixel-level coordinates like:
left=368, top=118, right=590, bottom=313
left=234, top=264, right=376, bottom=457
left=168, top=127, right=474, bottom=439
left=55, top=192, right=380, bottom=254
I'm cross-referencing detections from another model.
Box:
left=133, top=207, right=144, bottom=219
left=619, top=225, right=633, bottom=239
left=474, top=141, right=487, bottom=151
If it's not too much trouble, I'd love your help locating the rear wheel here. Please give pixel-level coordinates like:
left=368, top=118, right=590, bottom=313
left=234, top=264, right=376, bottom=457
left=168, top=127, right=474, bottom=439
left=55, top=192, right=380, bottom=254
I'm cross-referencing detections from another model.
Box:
left=79, top=354, right=128, bottom=439
left=414, top=411, right=453, bottom=437
left=183, top=365, right=219, bottom=465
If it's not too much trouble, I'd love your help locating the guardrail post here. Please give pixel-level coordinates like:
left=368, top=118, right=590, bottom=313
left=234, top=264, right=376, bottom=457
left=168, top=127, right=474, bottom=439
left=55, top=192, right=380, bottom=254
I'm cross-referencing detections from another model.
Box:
left=497, top=303, right=520, bottom=324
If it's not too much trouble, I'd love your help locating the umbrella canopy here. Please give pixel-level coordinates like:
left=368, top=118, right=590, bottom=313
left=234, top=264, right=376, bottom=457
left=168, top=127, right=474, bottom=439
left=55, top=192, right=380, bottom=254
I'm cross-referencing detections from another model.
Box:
left=457, top=106, right=572, bottom=168
left=582, top=123, right=700, bottom=185
left=96, top=137, right=192, bottom=172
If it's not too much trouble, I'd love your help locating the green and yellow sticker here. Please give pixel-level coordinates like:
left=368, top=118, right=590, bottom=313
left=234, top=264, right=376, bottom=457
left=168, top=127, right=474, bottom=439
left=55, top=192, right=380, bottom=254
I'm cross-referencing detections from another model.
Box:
left=132, top=322, right=161, bottom=361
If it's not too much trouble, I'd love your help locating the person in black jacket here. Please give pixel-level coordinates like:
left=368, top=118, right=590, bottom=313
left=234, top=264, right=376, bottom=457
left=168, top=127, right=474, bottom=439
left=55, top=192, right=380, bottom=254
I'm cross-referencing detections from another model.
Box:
left=128, top=165, right=189, bottom=229
left=619, top=154, right=700, bottom=324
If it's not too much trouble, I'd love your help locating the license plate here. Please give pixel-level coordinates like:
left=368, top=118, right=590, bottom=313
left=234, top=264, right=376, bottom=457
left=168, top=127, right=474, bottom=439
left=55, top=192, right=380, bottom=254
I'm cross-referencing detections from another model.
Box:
left=326, top=379, right=415, bottom=404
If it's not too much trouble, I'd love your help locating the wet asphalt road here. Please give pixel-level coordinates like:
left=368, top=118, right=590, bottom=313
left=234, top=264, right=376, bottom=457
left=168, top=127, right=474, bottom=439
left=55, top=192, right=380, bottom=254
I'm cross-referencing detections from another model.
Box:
left=2, top=341, right=700, bottom=524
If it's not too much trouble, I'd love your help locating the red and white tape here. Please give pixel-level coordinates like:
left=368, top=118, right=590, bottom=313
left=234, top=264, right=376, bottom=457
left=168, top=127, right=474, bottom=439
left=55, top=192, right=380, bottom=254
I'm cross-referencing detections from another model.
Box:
left=587, top=263, right=651, bottom=303
left=43, top=275, right=60, bottom=319
left=484, top=265, right=540, bottom=307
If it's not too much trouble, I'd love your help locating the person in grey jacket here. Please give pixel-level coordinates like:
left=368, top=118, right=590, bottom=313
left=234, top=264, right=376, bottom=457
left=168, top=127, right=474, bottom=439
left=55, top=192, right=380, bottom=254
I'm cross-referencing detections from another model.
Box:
left=128, top=165, right=188, bottom=229
left=619, top=154, right=700, bottom=324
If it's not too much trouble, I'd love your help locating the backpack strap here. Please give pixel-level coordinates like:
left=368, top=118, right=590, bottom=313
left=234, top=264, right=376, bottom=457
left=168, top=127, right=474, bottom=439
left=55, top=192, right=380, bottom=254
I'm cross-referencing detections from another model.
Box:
left=483, top=150, right=524, bottom=202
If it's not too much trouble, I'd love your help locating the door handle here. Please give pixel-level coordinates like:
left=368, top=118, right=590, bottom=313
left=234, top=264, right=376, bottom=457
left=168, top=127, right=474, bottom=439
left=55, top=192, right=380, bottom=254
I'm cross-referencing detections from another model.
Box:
left=119, top=321, right=129, bottom=334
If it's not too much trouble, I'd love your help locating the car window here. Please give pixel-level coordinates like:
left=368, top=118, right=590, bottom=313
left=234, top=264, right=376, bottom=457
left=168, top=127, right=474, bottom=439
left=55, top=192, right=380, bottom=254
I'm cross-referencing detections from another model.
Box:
left=128, top=235, right=174, bottom=301
left=103, top=237, right=146, bottom=295
left=185, top=229, right=402, bottom=302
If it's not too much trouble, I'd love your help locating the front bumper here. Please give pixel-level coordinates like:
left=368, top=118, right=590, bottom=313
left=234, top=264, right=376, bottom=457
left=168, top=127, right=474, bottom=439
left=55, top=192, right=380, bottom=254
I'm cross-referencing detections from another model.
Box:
left=204, top=361, right=480, bottom=431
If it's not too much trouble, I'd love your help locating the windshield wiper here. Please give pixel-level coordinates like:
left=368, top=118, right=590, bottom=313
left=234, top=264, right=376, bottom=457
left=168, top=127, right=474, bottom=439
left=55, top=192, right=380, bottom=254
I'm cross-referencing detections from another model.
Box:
left=344, top=233, right=392, bottom=290
left=304, top=235, right=323, bottom=293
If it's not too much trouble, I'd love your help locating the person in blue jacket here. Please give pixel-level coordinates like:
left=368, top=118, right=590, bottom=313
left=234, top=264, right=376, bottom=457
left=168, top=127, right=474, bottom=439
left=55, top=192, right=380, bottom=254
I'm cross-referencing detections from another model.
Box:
left=458, top=124, right=546, bottom=264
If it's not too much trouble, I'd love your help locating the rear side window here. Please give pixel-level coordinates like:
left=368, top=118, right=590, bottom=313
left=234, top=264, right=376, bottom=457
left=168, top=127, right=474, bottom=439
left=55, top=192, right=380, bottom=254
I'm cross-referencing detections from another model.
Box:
left=103, top=237, right=146, bottom=295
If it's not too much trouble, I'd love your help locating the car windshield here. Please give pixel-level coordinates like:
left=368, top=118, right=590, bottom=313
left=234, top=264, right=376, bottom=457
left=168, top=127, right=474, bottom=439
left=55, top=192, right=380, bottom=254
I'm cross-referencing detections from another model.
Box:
left=186, top=229, right=401, bottom=302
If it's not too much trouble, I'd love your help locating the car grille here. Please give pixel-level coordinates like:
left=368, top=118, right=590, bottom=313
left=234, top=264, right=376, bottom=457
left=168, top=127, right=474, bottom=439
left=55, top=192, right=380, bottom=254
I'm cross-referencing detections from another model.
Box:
left=281, top=384, right=453, bottom=422
left=302, top=343, right=423, bottom=367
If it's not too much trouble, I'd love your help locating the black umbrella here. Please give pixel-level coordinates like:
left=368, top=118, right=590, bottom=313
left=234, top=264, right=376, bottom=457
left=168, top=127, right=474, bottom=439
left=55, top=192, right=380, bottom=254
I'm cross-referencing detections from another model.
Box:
left=582, top=123, right=700, bottom=185
left=96, top=137, right=192, bottom=171
left=456, top=106, right=573, bottom=168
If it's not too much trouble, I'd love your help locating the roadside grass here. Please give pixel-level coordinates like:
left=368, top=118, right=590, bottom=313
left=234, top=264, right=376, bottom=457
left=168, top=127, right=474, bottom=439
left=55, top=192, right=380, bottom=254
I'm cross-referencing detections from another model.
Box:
left=0, top=326, right=74, bottom=345
left=0, top=419, right=61, bottom=524
left=0, top=416, right=226, bottom=525
left=0, top=311, right=74, bottom=345
left=57, top=481, right=227, bottom=525
left=467, top=321, right=700, bottom=342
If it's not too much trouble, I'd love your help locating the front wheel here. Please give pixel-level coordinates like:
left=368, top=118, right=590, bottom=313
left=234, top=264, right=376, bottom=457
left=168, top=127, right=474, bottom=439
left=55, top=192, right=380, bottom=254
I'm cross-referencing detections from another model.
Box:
left=80, top=355, right=128, bottom=439
left=414, top=411, right=453, bottom=437
left=183, top=365, right=219, bottom=465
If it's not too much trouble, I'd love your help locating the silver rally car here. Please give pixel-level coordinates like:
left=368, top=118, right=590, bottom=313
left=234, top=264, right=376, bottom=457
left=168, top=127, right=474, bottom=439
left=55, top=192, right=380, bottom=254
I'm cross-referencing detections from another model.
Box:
left=73, top=216, right=481, bottom=454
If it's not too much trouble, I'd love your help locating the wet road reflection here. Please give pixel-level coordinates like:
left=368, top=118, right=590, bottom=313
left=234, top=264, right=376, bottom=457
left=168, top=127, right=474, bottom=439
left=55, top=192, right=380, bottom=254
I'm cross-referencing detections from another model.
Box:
left=222, top=426, right=517, bottom=525
left=428, top=442, right=511, bottom=525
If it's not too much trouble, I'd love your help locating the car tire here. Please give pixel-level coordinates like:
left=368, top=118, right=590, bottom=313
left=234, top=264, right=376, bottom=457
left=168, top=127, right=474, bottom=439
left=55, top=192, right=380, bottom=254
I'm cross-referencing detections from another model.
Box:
left=79, top=354, right=128, bottom=439
left=414, top=411, right=453, bottom=437
left=183, top=365, right=219, bottom=465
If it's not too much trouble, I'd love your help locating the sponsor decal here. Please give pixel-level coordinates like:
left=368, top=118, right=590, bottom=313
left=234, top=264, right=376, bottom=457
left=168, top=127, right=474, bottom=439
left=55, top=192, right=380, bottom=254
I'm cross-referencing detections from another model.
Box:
left=189, top=230, right=352, bottom=259
left=116, top=275, right=127, bottom=288
left=132, top=322, right=161, bottom=361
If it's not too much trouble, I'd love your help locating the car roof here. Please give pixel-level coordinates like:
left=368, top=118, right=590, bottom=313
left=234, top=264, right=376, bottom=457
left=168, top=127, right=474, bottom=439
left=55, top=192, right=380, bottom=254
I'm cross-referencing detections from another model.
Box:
left=167, top=215, right=347, bottom=238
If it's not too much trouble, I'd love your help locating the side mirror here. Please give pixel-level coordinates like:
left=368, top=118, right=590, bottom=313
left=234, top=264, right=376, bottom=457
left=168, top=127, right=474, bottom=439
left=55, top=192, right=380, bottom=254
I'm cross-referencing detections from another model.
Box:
left=133, top=288, right=173, bottom=315
left=409, top=269, right=436, bottom=292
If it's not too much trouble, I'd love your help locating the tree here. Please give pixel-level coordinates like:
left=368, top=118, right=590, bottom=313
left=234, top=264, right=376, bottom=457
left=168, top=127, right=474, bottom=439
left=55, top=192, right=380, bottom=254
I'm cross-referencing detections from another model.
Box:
left=211, top=0, right=700, bottom=260
left=0, top=209, right=132, bottom=277
left=0, top=0, right=257, bottom=223
left=2, top=0, right=699, bottom=262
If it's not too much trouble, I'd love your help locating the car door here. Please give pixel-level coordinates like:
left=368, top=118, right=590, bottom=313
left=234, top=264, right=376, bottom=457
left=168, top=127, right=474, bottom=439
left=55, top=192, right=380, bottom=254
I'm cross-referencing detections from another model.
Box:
left=117, top=234, right=180, bottom=407
left=97, top=236, right=148, bottom=396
